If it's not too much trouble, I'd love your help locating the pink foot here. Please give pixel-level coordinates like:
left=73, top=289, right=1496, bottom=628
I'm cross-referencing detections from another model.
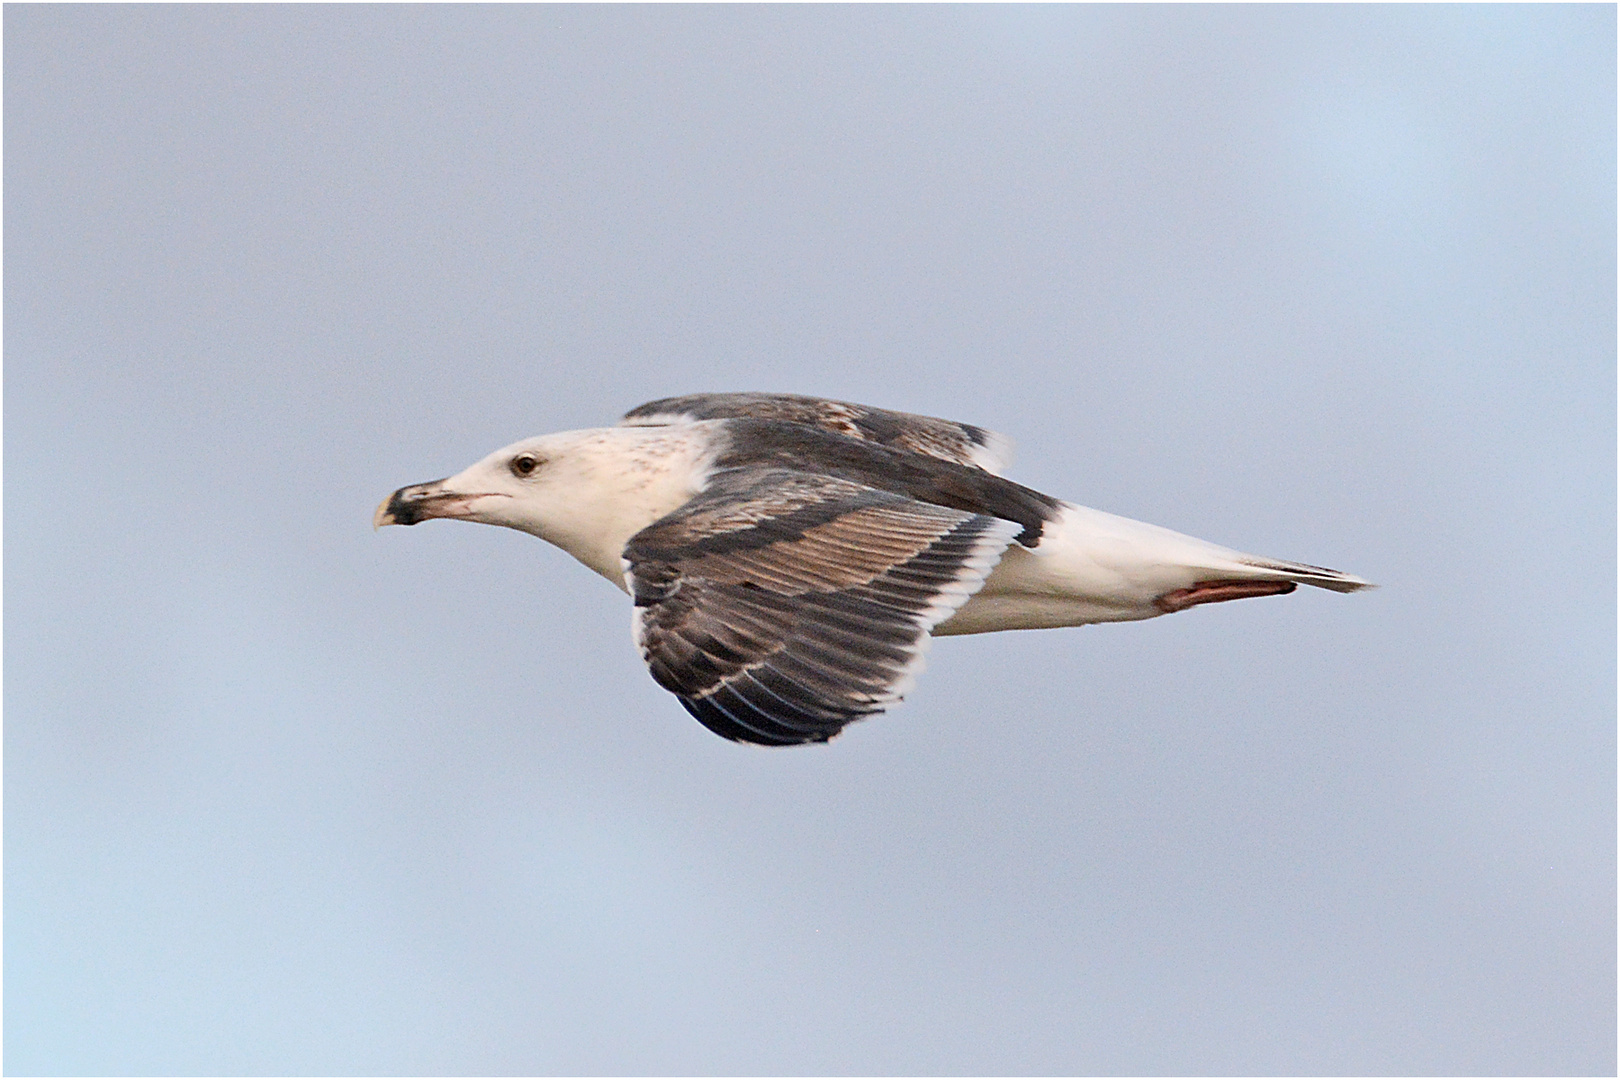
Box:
left=1155, top=579, right=1297, bottom=613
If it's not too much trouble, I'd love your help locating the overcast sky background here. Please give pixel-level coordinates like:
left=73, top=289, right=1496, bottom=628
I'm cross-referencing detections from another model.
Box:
left=6, top=5, right=1614, bottom=1075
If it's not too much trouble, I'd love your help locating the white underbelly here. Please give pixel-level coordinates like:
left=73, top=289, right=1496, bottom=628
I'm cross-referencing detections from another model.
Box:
left=931, top=502, right=1254, bottom=636
left=932, top=544, right=1159, bottom=635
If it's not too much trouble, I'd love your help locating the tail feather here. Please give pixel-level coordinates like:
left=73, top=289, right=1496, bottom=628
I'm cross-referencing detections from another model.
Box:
left=1232, top=557, right=1374, bottom=594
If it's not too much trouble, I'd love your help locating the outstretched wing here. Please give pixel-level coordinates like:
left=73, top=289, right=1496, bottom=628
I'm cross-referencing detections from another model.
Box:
left=621, top=392, right=1015, bottom=474
left=623, top=468, right=1021, bottom=746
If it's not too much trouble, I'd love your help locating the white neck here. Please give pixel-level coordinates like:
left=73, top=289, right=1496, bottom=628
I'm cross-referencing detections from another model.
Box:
left=512, top=425, right=718, bottom=589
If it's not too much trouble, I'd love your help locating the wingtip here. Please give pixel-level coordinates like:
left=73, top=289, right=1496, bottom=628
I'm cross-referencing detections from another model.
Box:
left=1313, top=575, right=1376, bottom=594
left=1233, top=558, right=1375, bottom=594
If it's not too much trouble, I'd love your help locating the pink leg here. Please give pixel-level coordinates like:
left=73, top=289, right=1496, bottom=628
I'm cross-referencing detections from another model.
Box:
left=1155, top=579, right=1297, bottom=613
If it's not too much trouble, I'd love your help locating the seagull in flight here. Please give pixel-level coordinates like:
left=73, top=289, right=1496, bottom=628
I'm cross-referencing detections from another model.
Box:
left=376, top=393, right=1371, bottom=746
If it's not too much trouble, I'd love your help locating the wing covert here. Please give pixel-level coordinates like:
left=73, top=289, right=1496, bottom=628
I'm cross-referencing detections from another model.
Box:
left=621, top=392, right=1014, bottom=474
left=624, top=468, right=1020, bottom=745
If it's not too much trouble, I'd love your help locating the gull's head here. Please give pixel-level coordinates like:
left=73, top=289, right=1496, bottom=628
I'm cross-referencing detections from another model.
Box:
left=375, top=425, right=714, bottom=585
left=373, top=432, right=576, bottom=534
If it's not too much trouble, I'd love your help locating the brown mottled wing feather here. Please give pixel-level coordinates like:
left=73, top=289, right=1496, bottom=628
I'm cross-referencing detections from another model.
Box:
left=623, top=468, right=1021, bottom=745
left=621, top=392, right=1014, bottom=474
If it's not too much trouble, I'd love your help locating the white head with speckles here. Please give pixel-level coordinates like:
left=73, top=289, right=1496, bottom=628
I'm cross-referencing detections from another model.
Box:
left=375, top=424, right=718, bottom=588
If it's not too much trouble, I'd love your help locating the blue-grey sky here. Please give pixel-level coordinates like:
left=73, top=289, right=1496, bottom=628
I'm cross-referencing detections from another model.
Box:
left=7, top=5, right=1613, bottom=1075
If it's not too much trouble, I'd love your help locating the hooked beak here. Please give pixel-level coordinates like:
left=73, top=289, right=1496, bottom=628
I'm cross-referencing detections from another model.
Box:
left=374, top=479, right=504, bottom=528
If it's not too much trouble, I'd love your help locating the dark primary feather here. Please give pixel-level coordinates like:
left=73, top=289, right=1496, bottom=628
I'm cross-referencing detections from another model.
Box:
left=624, top=468, right=1021, bottom=745
left=622, top=392, right=1013, bottom=473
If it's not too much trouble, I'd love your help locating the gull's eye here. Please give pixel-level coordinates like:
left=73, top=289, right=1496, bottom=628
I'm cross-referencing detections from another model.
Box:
left=510, top=454, right=540, bottom=478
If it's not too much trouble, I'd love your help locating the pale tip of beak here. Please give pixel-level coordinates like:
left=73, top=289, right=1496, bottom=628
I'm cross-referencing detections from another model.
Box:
left=373, top=496, right=397, bottom=530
